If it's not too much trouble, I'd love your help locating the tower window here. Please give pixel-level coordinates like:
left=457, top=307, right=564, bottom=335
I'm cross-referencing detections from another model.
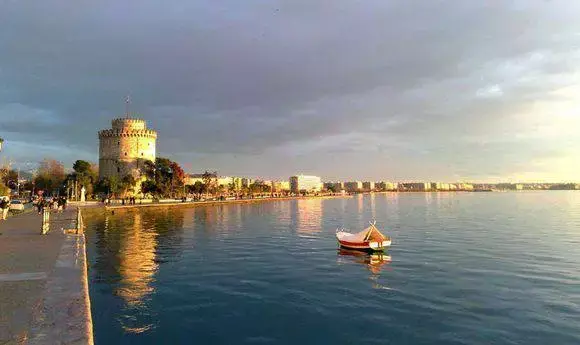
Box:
left=117, top=167, right=120, bottom=173
left=125, top=152, right=127, bottom=156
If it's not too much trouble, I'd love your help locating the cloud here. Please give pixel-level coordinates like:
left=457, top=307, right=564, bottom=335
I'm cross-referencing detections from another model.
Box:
left=1, top=0, right=580, bottom=181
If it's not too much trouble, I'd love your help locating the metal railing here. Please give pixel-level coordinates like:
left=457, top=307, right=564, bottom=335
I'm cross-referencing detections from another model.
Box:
left=40, top=206, right=84, bottom=235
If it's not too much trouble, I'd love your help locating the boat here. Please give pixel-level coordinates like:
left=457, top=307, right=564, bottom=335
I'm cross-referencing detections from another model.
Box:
left=336, top=221, right=391, bottom=251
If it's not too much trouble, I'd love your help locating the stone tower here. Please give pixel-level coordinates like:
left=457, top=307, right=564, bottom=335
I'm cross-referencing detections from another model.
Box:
left=98, top=117, right=157, bottom=181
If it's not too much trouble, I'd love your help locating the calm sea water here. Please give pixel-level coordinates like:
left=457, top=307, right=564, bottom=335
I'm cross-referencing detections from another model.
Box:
left=85, top=192, right=580, bottom=345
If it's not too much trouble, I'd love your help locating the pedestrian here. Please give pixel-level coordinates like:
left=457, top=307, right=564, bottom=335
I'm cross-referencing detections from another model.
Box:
left=36, top=198, right=43, bottom=214
left=62, top=197, right=67, bottom=211
left=0, top=197, right=9, bottom=220
left=57, top=197, right=63, bottom=213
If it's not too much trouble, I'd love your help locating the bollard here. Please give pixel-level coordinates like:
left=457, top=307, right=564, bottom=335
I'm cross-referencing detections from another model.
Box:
left=41, top=208, right=50, bottom=235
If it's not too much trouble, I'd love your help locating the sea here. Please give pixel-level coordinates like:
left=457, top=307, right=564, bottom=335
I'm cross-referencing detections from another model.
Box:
left=84, top=192, right=580, bottom=344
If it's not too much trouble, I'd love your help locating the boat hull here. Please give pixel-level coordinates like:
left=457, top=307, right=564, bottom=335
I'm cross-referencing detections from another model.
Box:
left=338, top=239, right=391, bottom=252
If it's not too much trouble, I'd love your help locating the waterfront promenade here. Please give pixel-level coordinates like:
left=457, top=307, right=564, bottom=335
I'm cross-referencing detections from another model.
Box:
left=0, top=209, right=93, bottom=345
left=102, top=194, right=352, bottom=210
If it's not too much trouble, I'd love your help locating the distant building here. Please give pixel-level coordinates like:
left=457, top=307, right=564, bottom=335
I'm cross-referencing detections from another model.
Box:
left=185, top=173, right=214, bottom=186
left=323, top=182, right=344, bottom=192
left=231, top=177, right=243, bottom=191
left=431, top=182, right=451, bottom=191
left=289, top=175, right=322, bottom=194
left=241, top=178, right=254, bottom=188
left=344, top=181, right=363, bottom=192
left=362, top=181, right=375, bottom=191
left=217, top=176, right=233, bottom=188
left=376, top=181, right=398, bottom=191
left=400, top=182, right=431, bottom=191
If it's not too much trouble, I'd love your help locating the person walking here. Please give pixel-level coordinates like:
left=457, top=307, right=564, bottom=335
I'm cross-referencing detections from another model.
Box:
left=57, top=197, right=63, bottom=213
left=36, top=198, right=43, bottom=214
left=0, top=197, right=9, bottom=220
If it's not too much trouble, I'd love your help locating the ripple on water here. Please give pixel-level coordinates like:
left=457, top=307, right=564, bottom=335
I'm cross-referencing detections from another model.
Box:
left=85, top=193, right=580, bottom=345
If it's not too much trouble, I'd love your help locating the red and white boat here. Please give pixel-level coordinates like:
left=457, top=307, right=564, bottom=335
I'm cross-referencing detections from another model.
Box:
left=336, top=221, right=391, bottom=251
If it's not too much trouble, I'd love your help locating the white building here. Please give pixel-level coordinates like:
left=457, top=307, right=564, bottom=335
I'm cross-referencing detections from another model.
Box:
left=289, top=175, right=322, bottom=194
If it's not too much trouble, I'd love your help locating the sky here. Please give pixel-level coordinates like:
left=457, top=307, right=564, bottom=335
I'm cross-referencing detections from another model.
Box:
left=1, top=0, right=579, bottom=182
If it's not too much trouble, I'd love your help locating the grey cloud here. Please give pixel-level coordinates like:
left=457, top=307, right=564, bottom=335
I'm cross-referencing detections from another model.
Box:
left=1, top=0, right=580, bottom=180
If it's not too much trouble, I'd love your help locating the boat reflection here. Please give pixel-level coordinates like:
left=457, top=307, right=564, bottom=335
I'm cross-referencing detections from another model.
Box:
left=337, top=248, right=392, bottom=275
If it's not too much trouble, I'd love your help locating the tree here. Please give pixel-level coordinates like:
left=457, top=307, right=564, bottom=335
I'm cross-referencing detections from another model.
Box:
left=141, top=180, right=160, bottom=196
left=34, top=159, right=65, bottom=195
left=121, top=175, right=137, bottom=196
left=186, top=181, right=205, bottom=195
left=95, top=176, right=121, bottom=197
left=170, top=162, right=185, bottom=197
left=72, top=160, right=92, bottom=175
left=0, top=168, right=18, bottom=187
left=68, top=160, right=98, bottom=199
left=202, top=171, right=217, bottom=195
left=250, top=181, right=271, bottom=194
left=0, top=183, right=9, bottom=196
left=136, top=157, right=187, bottom=198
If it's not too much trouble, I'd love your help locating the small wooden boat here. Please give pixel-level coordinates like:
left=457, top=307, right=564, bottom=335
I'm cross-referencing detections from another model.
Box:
left=336, top=221, right=391, bottom=251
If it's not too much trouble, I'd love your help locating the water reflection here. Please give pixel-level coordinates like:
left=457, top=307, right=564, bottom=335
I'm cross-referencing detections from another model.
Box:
left=292, top=199, right=323, bottom=234
left=337, top=248, right=392, bottom=275
left=115, top=211, right=158, bottom=306
left=91, top=208, right=185, bottom=334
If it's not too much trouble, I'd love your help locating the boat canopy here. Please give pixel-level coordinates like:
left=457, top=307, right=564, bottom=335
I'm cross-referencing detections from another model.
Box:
left=337, top=222, right=388, bottom=242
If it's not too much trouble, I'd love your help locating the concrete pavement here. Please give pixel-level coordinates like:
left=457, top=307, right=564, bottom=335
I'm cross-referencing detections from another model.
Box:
left=0, top=208, right=93, bottom=345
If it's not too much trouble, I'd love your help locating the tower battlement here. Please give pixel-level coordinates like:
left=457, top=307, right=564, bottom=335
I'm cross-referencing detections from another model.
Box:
left=98, top=129, right=158, bottom=138
left=112, top=118, right=147, bottom=131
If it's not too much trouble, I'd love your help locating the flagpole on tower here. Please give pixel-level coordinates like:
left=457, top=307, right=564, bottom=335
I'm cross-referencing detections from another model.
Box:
left=125, top=94, right=131, bottom=118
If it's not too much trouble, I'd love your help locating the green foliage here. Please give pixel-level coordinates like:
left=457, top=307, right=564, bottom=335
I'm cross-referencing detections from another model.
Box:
left=0, top=182, right=9, bottom=196
left=186, top=181, right=205, bottom=195
left=202, top=171, right=217, bottom=195
left=136, top=157, right=186, bottom=198
left=67, top=160, right=99, bottom=198
left=141, top=180, right=160, bottom=196
left=73, top=160, right=93, bottom=175
left=250, top=181, right=271, bottom=194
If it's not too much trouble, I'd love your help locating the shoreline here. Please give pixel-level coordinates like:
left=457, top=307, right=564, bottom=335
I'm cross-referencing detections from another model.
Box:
left=100, top=194, right=353, bottom=210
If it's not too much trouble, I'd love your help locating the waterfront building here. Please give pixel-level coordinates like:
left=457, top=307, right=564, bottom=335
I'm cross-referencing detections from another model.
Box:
left=344, top=181, right=363, bottom=193
left=271, top=180, right=291, bottom=192
left=241, top=178, right=254, bottom=188
left=362, top=181, right=375, bottom=192
left=185, top=173, right=237, bottom=191
left=376, top=181, right=398, bottom=191
left=217, top=176, right=233, bottom=188
left=289, top=175, right=322, bottom=194
left=231, top=177, right=243, bottom=191
left=400, top=182, right=431, bottom=191
left=184, top=174, right=206, bottom=186
left=431, top=182, right=451, bottom=191
left=98, top=117, right=157, bottom=191
left=323, top=181, right=344, bottom=192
